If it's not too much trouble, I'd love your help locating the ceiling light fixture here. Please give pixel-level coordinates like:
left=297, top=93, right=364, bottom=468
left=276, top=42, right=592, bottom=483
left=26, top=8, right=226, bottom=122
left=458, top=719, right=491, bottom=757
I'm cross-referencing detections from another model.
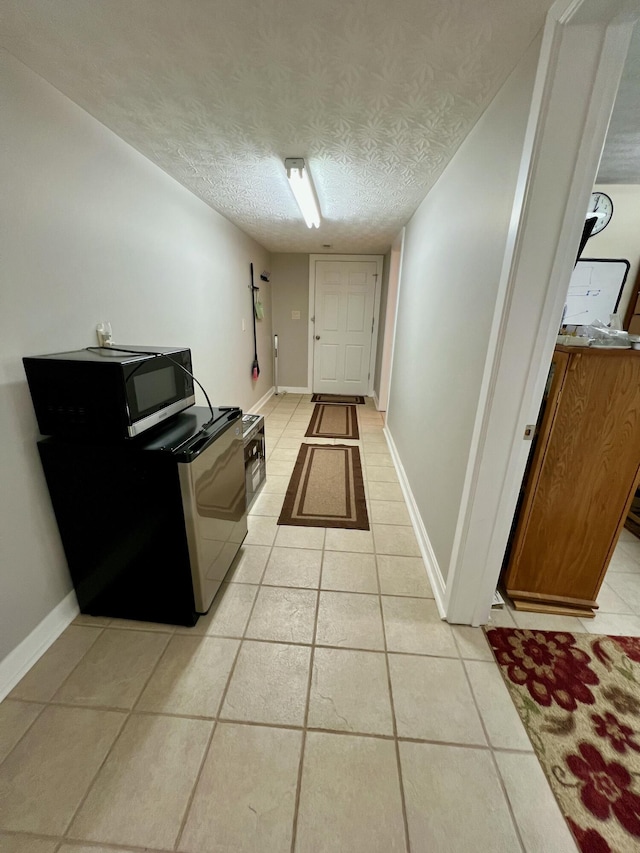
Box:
left=285, top=158, right=321, bottom=229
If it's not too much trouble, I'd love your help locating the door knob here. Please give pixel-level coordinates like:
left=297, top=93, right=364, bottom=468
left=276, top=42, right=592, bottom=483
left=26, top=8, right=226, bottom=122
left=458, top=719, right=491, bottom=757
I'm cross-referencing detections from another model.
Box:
left=315, top=335, right=321, bottom=340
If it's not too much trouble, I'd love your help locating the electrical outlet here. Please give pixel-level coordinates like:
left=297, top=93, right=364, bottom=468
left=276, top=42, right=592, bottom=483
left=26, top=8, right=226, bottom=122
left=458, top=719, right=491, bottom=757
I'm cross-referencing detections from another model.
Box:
left=291, top=310, right=301, bottom=320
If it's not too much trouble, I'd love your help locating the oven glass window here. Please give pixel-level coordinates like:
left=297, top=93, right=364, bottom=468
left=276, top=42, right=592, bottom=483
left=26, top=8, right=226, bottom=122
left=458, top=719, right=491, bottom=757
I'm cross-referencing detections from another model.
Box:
left=133, top=366, right=177, bottom=413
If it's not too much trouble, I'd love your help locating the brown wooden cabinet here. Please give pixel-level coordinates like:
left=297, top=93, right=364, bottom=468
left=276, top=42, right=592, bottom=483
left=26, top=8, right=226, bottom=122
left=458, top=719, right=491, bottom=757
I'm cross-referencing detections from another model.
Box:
left=504, top=345, right=640, bottom=617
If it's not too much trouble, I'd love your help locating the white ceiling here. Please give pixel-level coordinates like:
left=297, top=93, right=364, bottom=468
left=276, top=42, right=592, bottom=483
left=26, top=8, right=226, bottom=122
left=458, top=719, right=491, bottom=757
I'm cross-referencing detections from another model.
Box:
left=1, top=0, right=555, bottom=253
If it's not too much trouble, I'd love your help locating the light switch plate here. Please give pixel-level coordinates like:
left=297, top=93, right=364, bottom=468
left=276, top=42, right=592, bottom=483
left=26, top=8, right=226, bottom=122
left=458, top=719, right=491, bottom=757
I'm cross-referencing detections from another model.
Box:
left=291, top=310, right=301, bottom=320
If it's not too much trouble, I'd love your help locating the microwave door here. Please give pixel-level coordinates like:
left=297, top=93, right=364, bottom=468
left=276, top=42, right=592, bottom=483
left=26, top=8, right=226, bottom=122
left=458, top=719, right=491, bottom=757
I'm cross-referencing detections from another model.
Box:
left=126, top=354, right=195, bottom=437
left=177, top=422, right=247, bottom=612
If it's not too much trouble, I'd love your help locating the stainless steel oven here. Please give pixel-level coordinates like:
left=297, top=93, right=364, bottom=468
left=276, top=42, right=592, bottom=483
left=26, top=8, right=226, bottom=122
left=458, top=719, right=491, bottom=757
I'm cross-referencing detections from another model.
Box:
left=242, top=414, right=266, bottom=509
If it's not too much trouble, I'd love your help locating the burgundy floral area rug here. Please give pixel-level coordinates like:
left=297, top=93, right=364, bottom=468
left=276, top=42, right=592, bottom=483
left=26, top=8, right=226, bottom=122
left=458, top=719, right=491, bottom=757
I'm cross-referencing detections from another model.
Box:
left=486, top=628, right=640, bottom=853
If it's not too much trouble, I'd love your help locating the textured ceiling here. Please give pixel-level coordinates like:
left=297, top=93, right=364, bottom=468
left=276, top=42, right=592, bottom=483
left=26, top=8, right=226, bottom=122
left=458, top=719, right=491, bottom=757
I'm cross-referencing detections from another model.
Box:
left=597, top=23, right=640, bottom=184
left=0, top=0, right=553, bottom=253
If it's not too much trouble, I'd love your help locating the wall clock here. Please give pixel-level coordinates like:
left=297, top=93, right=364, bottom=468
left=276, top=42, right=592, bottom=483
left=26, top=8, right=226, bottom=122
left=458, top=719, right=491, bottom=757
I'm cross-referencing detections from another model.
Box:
left=587, top=191, right=613, bottom=235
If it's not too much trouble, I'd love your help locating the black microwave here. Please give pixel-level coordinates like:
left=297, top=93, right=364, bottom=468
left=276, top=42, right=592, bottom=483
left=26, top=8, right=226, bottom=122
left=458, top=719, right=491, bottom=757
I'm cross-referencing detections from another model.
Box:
left=23, top=346, right=195, bottom=439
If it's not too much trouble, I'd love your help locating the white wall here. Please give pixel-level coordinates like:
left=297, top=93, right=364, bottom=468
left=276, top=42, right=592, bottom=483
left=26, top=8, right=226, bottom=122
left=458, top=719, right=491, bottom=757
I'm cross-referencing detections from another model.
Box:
left=373, top=252, right=391, bottom=399
left=589, top=184, right=640, bottom=319
left=0, top=50, right=272, bottom=663
left=270, top=254, right=310, bottom=389
left=386, top=35, right=541, bottom=581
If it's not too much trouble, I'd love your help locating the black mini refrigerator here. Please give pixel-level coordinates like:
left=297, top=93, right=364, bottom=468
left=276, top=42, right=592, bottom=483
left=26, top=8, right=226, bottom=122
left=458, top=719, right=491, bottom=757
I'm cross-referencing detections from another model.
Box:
left=38, top=407, right=248, bottom=626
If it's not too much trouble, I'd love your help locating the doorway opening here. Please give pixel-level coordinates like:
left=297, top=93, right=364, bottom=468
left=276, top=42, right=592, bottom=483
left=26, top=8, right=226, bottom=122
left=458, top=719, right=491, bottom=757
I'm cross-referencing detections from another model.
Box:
left=443, top=0, right=639, bottom=627
left=499, top=177, right=640, bottom=624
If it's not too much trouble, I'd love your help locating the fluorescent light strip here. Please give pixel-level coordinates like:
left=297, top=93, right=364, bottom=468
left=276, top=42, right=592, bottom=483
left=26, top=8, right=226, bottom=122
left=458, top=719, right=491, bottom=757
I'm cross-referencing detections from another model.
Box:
left=286, top=161, right=321, bottom=229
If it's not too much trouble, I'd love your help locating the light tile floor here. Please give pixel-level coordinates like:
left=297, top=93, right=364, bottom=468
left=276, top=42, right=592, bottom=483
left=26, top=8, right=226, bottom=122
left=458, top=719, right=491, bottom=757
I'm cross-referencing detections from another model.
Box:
left=496, top=528, right=640, bottom=638
left=7, top=393, right=638, bottom=851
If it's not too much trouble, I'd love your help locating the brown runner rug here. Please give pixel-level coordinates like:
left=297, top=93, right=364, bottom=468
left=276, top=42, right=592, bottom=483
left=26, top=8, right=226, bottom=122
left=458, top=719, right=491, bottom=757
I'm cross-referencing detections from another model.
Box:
left=311, top=393, right=365, bottom=405
left=486, top=627, right=640, bottom=852
left=305, top=404, right=359, bottom=440
left=278, top=443, right=369, bottom=530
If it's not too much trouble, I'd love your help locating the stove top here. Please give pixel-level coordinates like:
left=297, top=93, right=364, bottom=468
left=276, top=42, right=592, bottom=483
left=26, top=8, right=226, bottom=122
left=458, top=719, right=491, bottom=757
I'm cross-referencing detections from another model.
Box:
left=242, top=413, right=264, bottom=439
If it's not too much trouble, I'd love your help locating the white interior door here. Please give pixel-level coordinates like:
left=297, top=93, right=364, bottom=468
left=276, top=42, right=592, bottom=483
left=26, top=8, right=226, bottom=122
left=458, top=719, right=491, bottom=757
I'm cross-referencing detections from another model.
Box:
left=313, top=261, right=377, bottom=395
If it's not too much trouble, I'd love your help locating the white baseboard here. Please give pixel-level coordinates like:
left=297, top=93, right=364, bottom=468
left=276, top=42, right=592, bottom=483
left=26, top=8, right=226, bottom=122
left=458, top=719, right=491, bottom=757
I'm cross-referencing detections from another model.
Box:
left=275, top=386, right=311, bottom=395
left=250, top=386, right=275, bottom=413
left=0, top=590, right=79, bottom=702
left=372, top=391, right=382, bottom=411
left=384, top=426, right=448, bottom=618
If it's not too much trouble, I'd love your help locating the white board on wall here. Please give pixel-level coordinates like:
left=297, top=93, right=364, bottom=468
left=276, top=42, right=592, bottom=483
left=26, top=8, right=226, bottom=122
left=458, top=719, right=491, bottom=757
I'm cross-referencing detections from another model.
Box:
left=564, top=258, right=630, bottom=325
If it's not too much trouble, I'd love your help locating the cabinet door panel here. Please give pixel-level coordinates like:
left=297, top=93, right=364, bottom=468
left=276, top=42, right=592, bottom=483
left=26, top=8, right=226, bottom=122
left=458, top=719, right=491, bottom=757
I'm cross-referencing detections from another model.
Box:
left=506, top=350, right=640, bottom=606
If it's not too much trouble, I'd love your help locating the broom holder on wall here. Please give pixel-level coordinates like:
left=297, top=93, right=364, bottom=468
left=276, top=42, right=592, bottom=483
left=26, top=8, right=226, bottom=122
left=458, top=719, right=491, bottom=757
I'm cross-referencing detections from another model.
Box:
left=274, top=334, right=279, bottom=395
left=249, top=263, right=260, bottom=380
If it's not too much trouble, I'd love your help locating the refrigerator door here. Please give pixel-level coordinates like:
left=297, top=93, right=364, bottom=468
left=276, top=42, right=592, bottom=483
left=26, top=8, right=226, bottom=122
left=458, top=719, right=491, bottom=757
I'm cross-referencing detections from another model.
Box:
left=178, top=419, right=247, bottom=612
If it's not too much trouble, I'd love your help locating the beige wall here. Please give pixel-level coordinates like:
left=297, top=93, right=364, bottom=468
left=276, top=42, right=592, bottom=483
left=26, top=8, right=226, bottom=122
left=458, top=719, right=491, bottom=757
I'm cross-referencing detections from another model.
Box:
left=386, top=35, right=541, bottom=580
left=270, top=254, right=310, bottom=389
left=0, top=50, right=272, bottom=664
left=589, top=184, right=640, bottom=319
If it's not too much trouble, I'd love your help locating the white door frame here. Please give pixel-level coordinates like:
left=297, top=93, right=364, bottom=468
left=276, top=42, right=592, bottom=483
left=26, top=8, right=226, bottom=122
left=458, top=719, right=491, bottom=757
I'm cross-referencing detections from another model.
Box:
left=308, top=254, right=384, bottom=396
left=375, top=229, right=405, bottom=413
left=445, top=0, right=638, bottom=625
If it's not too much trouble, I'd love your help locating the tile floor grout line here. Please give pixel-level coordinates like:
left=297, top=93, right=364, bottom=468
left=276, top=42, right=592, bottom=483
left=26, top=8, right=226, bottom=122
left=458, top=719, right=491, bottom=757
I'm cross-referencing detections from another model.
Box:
left=171, top=725, right=220, bottom=851
left=394, top=735, right=497, bottom=750
left=288, top=522, right=325, bottom=853
left=172, top=534, right=275, bottom=852
left=2, top=828, right=135, bottom=847
left=0, top=828, right=142, bottom=853
left=50, top=699, right=216, bottom=716
left=58, top=628, right=176, bottom=843
left=199, top=717, right=305, bottom=733
left=99, top=624, right=175, bottom=635
left=449, top=623, right=509, bottom=663
left=58, top=704, right=129, bottom=842
left=8, top=637, right=467, bottom=692
left=8, top=622, right=107, bottom=709
left=459, top=652, right=528, bottom=853
left=12, top=680, right=512, bottom=753
left=239, top=571, right=434, bottom=597
left=52, top=831, right=183, bottom=853
left=1, top=828, right=69, bottom=843
left=488, top=744, right=538, bottom=756
left=0, top=623, right=110, bottom=775
left=362, top=402, right=410, bottom=853
left=0, top=696, right=49, bottom=773
left=3, top=702, right=542, bottom=751
left=129, top=629, right=180, bottom=715
left=374, top=549, right=412, bottom=853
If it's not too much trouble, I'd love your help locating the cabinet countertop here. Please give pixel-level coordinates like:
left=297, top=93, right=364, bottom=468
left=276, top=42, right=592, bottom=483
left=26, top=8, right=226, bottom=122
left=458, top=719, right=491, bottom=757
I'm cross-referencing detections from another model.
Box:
left=555, top=344, right=640, bottom=357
